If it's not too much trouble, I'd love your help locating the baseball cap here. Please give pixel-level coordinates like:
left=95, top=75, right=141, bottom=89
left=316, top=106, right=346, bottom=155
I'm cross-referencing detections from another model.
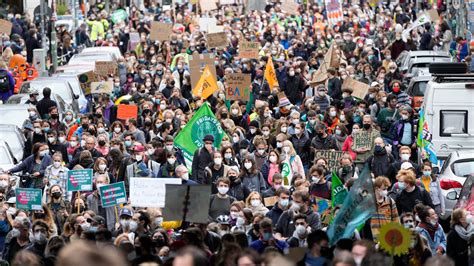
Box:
left=119, top=208, right=133, bottom=218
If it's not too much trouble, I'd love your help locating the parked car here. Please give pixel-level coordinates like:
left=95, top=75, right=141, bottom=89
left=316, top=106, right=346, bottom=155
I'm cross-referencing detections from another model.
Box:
left=454, top=174, right=474, bottom=215
left=406, top=70, right=432, bottom=110
left=68, top=52, right=115, bottom=67
left=0, top=124, right=26, bottom=162
left=6, top=93, right=69, bottom=119
left=406, top=56, right=452, bottom=77
left=80, top=46, right=122, bottom=60
left=0, top=104, right=30, bottom=129
left=52, top=73, right=89, bottom=113
left=0, top=140, right=18, bottom=173
left=439, top=150, right=474, bottom=220
left=399, top=50, right=452, bottom=73
left=19, top=78, right=80, bottom=113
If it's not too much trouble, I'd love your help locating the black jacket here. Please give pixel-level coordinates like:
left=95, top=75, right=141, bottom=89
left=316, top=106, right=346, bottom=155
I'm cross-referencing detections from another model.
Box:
left=228, top=177, right=250, bottom=201
left=275, top=209, right=320, bottom=238
left=265, top=203, right=284, bottom=226
left=283, top=75, right=306, bottom=104
left=36, top=97, right=57, bottom=119
left=395, top=186, right=434, bottom=214
left=191, top=147, right=214, bottom=184
left=447, top=228, right=471, bottom=266
left=366, top=149, right=394, bottom=178
left=291, top=132, right=312, bottom=166
left=69, top=147, right=102, bottom=168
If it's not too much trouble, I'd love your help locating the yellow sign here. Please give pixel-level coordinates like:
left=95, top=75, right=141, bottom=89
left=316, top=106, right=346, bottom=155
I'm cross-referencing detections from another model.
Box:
left=264, top=57, right=279, bottom=90
left=192, top=65, right=218, bottom=99
left=379, top=222, right=411, bottom=256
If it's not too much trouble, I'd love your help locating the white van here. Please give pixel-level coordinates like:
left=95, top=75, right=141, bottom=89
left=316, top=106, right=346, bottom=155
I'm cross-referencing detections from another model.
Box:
left=423, top=63, right=474, bottom=159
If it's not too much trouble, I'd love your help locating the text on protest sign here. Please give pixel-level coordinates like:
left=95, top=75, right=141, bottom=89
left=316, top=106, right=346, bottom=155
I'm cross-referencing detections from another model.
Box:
left=129, top=178, right=182, bottom=208
left=99, top=182, right=127, bottom=208
left=90, top=81, right=114, bottom=95
left=206, top=32, right=228, bottom=48
left=150, top=22, right=173, bottom=41
left=313, top=150, right=346, bottom=172
left=225, top=73, right=252, bottom=101
left=67, top=169, right=93, bottom=192
left=95, top=61, right=117, bottom=76
left=77, top=71, right=100, bottom=95
left=352, top=132, right=372, bottom=150
left=239, top=41, right=260, bottom=59
left=16, top=188, right=43, bottom=211
left=189, top=53, right=217, bottom=89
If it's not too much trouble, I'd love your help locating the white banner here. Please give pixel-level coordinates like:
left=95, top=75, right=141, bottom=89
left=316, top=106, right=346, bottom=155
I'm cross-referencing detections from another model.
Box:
left=129, top=178, right=182, bottom=208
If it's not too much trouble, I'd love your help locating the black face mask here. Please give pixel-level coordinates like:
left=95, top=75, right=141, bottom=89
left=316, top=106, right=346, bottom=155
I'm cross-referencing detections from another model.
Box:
left=96, top=113, right=102, bottom=118
left=50, top=114, right=58, bottom=119
left=82, top=123, right=89, bottom=129
left=317, top=132, right=325, bottom=138
left=253, top=224, right=260, bottom=232
left=89, top=130, right=96, bottom=136
left=374, top=145, right=384, bottom=154
left=221, top=113, right=228, bottom=119
left=98, top=140, right=106, bottom=146
left=52, top=191, right=62, bottom=199
left=144, top=121, right=152, bottom=127
left=35, top=212, right=46, bottom=219
left=363, top=123, right=371, bottom=130
left=320, top=246, right=331, bottom=257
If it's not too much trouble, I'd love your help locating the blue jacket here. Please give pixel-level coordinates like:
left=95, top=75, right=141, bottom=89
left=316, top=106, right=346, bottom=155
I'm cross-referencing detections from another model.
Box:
left=250, top=238, right=289, bottom=254
left=9, top=154, right=52, bottom=177
left=0, top=220, right=10, bottom=252
left=416, top=224, right=447, bottom=255
left=0, top=69, right=15, bottom=102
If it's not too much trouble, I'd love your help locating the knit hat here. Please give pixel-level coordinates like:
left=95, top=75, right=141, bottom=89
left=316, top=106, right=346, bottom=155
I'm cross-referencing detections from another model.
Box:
left=249, top=120, right=260, bottom=129
left=278, top=92, right=291, bottom=107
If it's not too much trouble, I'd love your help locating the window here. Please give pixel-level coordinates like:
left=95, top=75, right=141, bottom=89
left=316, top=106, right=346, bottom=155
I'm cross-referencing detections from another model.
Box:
left=451, top=159, right=474, bottom=178
left=412, top=81, right=428, bottom=96
left=440, top=110, right=468, bottom=136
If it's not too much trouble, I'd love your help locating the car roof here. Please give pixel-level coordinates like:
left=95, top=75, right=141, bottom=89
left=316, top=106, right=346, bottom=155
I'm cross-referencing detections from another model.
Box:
left=408, top=51, right=451, bottom=57
left=409, top=57, right=451, bottom=64
left=447, top=150, right=474, bottom=160
left=411, top=75, right=432, bottom=81
left=0, top=124, right=19, bottom=130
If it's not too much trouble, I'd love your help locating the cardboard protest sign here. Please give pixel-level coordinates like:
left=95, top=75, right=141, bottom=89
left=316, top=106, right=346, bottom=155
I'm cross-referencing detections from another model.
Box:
left=206, top=32, right=228, bottom=48
left=225, top=73, right=251, bottom=101
left=117, top=104, right=138, bottom=120
left=311, top=43, right=340, bottom=84
left=90, top=81, right=113, bottom=95
left=220, top=0, right=235, bottom=4
left=264, top=196, right=278, bottom=207
left=67, top=169, right=93, bottom=192
left=281, top=0, right=299, bottom=15
left=189, top=53, right=217, bottom=89
left=77, top=71, right=100, bottom=95
left=0, top=19, right=12, bottom=35
left=352, top=132, right=372, bottom=150
left=198, top=17, right=217, bottom=32
left=129, top=32, right=140, bottom=51
left=16, top=188, right=43, bottom=211
left=313, top=150, right=345, bottom=172
left=427, top=8, right=440, bottom=22
left=99, top=182, right=127, bottom=208
left=192, top=65, right=219, bottom=99
left=247, top=0, right=266, bottom=11
left=95, top=61, right=117, bottom=76
left=163, top=184, right=211, bottom=224
left=150, top=22, right=173, bottom=41
left=239, top=41, right=260, bottom=59
left=129, top=178, right=182, bottom=208
left=342, top=78, right=370, bottom=99
left=200, top=0, right=218, bottom=11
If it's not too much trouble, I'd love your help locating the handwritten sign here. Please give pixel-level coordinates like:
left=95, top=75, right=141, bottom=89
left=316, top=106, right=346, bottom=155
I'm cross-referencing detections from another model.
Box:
left=353, top=132, right=372, bottom=150
left=225, top=73, right=251, bottom=101
left=206, top=32, right=228, bottom=48
left=91, top=81, right=113, bottom=95
left=313, top=150, right=346, bottom=172
left=67, top=169, right=93, bottom=192
left=95, top=61, right=117, bottom=76
left=129, top=178, right=182, bottom=208
left=16, top=188, right=42, bottom=211
left=150, top=22, right=173, bottom=41
left=117, top=104, right=138, bottom=120
left=342, top=78, right=370, bottom=100
left=77, top=71, right=100, bottom=95
left=264, top=196, right=278, bottom=207
left=189, top=53, right=217, bottom=89
left=0, top=19, right=12, bottom=35
left=239, top=41, right=260, bottom=59
left=281, top=0, right=299, bottom=15
left=99, top=182, right=127, bottom=208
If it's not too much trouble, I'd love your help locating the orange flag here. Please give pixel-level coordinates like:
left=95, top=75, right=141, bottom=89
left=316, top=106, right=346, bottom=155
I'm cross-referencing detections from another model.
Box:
left=264, top=56, right=279, bottom=90
left=192, top=65, right=219, bottom=99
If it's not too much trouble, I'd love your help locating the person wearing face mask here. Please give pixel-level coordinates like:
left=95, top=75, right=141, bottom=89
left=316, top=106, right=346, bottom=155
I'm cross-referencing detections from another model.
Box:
left=125, top=145, right=161, bottom=182
left=299, top=230, right=330, bottom=265
left=389, top=80, right=411, bottom=108
left=265, top=185, right=290, bottom=226
left=313, top=85, right=331, bottom=112
left=23, top=120, right=47, bottom=159
left=246, top=120, right=260, bottom=147
left=415, top=205, right=447, bottom=256
left=175, top=165, right=198, bottom=185
left=43, top=153, right=69, bottom=200
left=226, top=166, right=250, bottom=201
left=25, top=220, right=50, bottom=261
left=2, top=217, right=31, bottom=263
left=86, top=174, right=117, bottom=232
left=326, top=68, right=342, bottom=101
left=387, top=146, right=420, bottom=184
left=395, top=170, right=434, bottom=214
left=419, top=162, right=445, bottom=217
left=209, top=177, right=236, bottom=221
left=389, top=105, right=417, bottom=159
left=286, top=214, right=311, bottom=248
left=367, top=137, right=394, bottom=178
left=47, top=185, right=69, bottom=235
left=353, top=115, right=380, bottom=168
left=46, top=131, right=69, bottom=164
left=311, top=122, right=338, bottom=152
left=159, top=151, right=181, bottom=179
left=192, top=135, right=217, bottom=185
left=122, top=118, right=146, bottom=144
left=245, top=192, right=268, bottom=216
left=250, top=217, right=289, bottom=254
left=363, top=176, right=400, bottom=241
left=308, top=166, right=331, bottom=200
left=47, top=106, right=66, bottom=132
left=36, top=88, right=57, bottom=119
left=8, top=143, right=52, bottom=189
left=240, top=154, right=267, bottom=194
left=282, top=66, right=306, bottom=105
left=377, top=94, right=400, bottom=141
left=290, top=121, right=311, bottom=171
left=447, top=208, right=474, bottom=266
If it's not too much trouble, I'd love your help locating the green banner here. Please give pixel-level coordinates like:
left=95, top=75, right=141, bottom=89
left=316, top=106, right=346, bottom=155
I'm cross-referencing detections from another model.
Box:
left=16, top=188, right=43, bottom=211
left=174, top=103, right=227, bottom=168
left=327, top=165, right=376, bottom=246
left=110, top=9, right=128, bottom=23
left=99, top=182, right=127, bottom=208
left=331, top=172, right=348, bottom=208
left=67, top=169, right=93, bottom=192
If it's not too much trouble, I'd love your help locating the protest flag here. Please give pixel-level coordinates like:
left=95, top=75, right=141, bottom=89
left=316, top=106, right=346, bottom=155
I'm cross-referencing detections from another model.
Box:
left=417, top=108, right=438, bottom=164
left=174, top=103, right=227, bottom=168
left=192, top=65, right=219, bottom=99
left=264, top=56, right=279, bottom=90
left=326, top=165, right=377, bottom=246
left=331, top=172, right=348, bottom=208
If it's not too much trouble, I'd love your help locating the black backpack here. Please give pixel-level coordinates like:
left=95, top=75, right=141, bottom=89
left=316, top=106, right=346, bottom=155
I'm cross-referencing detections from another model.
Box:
left=0, top=70, right=11, bottom=93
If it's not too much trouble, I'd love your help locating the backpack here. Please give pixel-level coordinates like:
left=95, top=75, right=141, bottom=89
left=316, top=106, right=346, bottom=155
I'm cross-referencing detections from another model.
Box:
left=0, top=70, right=11, bottom=93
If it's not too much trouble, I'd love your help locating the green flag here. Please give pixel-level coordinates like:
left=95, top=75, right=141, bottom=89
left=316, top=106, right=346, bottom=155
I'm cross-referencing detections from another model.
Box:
left=174, top=103, right=227, bottom=168
left=327, top=165, right=377, bottom=246
left=331, top=172, right=348, bottom=208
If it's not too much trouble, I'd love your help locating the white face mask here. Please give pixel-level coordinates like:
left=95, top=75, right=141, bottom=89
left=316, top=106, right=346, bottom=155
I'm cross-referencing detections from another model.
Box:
left=251, top=199, right=261, bottom=207
left=214, top=158, right=222, bottom=165
left=232, top=136, right=239, bottom=143
left=250, top=128, right=257, bottom=134
left=135, top=155, right=143, bottom=162
left=329, top=111, right=337, bottom=117
left=98, top=127, right=106, bottom=133
left=165, top=145, right=174, bottom=151
left=58, top=136, right=66, bottom=143
left=269, top=155, right=277, bottom=163
left=53, top=161, right=61, bottom=168
left=231, top=109, right=239, bottom=115
left=48, top=137, right=56, bottom=143
left=262, top=130, right=270, bottom=136
left=70, top=141, right=77, bottom=147
left=114, top=127, right=121, bottom=133
left=147, top=149, right=155, bottom=155
left=281, top=127, right=287, bottom=133
left=292, top=119, right=299, bottom=125
left=400, top=154, right=410, bottom=161
left=276, top=142, right=283, bottom=148
left=294, top=129, right=301, bottom=135
left=379, top=189, right=388, bottom=197
left=340, top=115, right=346, bottom=121
left=244, top=162, right=252, bottom=169
left=167, top=158, right=176, bottom=165
left=99, top=164, right=107, bottom=171
left=218, top=186, right=229, bottom=195
left=283, top=146, right=291, bottom=153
